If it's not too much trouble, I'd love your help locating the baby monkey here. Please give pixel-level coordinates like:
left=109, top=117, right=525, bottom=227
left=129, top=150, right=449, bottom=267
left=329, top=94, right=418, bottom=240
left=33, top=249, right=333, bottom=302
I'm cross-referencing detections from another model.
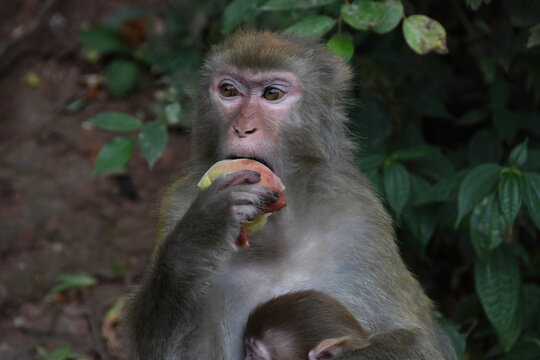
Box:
left=243, top=290, right=370, bottom=360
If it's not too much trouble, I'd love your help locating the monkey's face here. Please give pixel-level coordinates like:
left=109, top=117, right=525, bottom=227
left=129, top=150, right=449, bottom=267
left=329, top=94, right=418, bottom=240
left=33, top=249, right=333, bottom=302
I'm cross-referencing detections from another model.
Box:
left=209, top=68, right=302, bottom=172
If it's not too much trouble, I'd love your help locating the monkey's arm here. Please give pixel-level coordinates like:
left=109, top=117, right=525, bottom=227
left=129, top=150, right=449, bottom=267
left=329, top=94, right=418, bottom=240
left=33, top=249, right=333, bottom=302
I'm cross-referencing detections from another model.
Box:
left=125, top=171, right=279, bottom=359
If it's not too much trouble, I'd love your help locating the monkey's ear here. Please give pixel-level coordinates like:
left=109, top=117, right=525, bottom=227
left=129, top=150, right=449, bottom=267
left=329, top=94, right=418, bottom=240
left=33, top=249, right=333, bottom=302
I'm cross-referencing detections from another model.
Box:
left=308, top=336, right=350, bottom=360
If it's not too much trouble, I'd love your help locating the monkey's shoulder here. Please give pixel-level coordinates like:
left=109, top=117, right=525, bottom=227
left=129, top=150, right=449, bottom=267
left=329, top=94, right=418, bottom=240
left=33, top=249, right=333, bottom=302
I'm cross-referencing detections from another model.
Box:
left=154, top=175, right=199, bottom=246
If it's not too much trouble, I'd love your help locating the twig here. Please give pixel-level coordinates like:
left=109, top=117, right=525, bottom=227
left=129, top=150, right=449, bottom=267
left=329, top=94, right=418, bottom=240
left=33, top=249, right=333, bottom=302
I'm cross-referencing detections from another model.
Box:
left=0, top=0, right=59, bottom=58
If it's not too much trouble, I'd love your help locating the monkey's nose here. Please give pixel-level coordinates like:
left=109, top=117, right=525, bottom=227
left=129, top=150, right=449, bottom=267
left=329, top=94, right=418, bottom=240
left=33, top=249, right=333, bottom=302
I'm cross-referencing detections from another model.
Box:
left=233, top=125, right=258, bottom=137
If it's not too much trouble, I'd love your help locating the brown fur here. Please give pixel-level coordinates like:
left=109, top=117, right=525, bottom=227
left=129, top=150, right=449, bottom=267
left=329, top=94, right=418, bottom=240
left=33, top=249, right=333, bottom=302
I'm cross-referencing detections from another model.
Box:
left=244, top=290, right=370, bottom=360
left=124, top=31, right=456, bottom=360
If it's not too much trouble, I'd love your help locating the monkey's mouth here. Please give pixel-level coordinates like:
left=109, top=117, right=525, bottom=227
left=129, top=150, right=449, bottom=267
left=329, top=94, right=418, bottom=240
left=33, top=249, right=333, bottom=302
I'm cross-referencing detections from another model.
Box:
left=227, top=156, right=273, bottom=171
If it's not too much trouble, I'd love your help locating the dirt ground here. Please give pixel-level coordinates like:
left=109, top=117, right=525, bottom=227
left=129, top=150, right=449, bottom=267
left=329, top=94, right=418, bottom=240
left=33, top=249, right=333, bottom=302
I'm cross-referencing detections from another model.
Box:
left=0, top=1, right=186, bottom=359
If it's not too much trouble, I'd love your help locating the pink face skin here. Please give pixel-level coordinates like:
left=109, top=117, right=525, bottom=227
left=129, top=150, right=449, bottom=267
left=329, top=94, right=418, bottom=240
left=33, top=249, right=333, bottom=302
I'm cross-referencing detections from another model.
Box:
left=210, top=68, right=302, bottom=167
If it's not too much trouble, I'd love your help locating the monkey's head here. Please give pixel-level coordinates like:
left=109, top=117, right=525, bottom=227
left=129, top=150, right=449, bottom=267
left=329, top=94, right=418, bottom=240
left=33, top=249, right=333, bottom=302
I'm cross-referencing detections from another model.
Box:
left=243, top=290, right=371, bottom=360
left=192, top=30, right=354, bottom=179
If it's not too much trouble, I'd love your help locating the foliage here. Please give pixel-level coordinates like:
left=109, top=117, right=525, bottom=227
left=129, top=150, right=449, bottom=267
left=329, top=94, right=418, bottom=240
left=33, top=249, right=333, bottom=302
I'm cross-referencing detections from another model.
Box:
left=47, top=274, right=96, bottom=298
left=81, top=0, right=540, bottom=358
left=36, top=347, right=75, bottom=360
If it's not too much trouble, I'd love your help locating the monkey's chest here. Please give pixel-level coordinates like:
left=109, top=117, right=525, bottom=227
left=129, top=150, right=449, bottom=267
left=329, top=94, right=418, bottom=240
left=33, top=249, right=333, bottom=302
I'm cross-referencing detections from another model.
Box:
left=198, top=242, right=335, bottom=359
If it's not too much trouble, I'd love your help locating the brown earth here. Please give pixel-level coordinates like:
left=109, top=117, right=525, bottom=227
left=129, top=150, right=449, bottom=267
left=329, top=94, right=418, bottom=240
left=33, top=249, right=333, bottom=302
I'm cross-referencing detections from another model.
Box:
left=0, top=1, right=187, bottom=359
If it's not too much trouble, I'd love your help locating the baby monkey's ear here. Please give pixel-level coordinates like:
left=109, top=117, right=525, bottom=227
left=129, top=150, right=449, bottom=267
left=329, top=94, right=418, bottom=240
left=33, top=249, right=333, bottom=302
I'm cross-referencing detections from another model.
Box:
left=309, top=336, right=352, bottom=360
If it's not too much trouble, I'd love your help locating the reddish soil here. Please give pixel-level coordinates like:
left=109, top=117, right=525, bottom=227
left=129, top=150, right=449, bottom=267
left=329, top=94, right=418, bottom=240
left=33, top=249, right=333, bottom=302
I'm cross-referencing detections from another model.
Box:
left=0, top=1, right=186, bottom=359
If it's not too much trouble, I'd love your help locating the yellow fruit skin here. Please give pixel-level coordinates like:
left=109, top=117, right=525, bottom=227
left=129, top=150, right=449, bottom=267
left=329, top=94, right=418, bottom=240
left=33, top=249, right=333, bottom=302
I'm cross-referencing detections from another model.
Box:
left=243, top=213, right=270, bottom=235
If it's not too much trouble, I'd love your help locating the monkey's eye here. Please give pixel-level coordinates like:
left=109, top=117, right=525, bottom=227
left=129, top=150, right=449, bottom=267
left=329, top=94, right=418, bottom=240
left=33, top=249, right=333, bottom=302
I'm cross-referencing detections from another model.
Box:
left=219, top=83, right=239, bottom=97
left=263, top=87, right=284, bottom=101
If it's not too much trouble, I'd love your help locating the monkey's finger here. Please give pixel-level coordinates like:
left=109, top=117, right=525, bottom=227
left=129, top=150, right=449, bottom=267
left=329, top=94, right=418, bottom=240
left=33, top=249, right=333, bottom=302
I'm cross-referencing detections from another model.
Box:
left=229, top=189, right=263, bottom=207
left=234, top=184, right=278, bottom=205
left=231, top=204, right=261, bottom=223
left=261, top=188, right=280, bottom=205
left=217, top=170, right=261, bottom=189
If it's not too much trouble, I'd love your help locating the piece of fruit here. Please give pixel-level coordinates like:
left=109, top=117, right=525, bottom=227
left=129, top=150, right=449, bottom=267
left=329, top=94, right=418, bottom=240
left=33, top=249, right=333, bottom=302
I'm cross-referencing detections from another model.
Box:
left=197, top=159, right=287, bottom=247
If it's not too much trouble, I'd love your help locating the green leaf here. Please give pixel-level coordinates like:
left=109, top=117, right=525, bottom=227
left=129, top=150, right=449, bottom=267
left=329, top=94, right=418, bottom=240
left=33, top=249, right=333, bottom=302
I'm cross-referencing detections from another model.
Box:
left=409, top=173, right=431, bottom=202
left=456, top=108, right=488, bottom=126
left=404, top=206, right=436, bottom=252
left=327, top=35, right=354, bottom=61
left=262, top=0, right=337, bottom=11
left=105, top=59, right=141, bottom=97
left=470, top=194, right=505, bottom=259
left=65, top=98, right=86, bottom=113
left=357, top=153, right=385, bottom=170
left=415, top=170, right=467, bottom=205
left=404, top=175, right=436, bottom=251
left=79, top=27, right=128, bottom=53
left=456, top=163, right=501, bottom=227
left=523, top=172, right=540, bottom=230
left=341, top=0, right=378, bottom=30
left=411, top=152, right=455, bottom=181
left=383, top=162, right=411, bottom=218
left=493, top=108, right=519, bottom=144
left=475, top=246, right=521, bottom=352
left=498, top=171, right=523, bottom=227
left=93, top=136, right=135, bottom=174
left=373, top=0, right=404, bottom=34
left=522, top=284, right=540, bottom=332
left=527, top=24, right=540, bottom=48
left=365, top=168, right=383, bottom=197
left=222, top=0, right=266, bottom=33
left=285, top=15, right=336, bottom=38
left=47, top=274, right=96, bottom=297
left=164, top=103, right=182, bottom=126
left=139, top=122, right=168, bottom=168
left=341, top=0, right=403, bottom=34
left=437, top=316, right=466, bottom=360
left=402, top=14, right=448, bottom=55
left=90, top=112, right=142, bottom=131
left=392, top=145, right=439, bottom=161
left=38, top=347, right=73, bottom=360
left=501, top=340, right=540, bottom=360
left=501, top=291, right=523, bottom=353
left=467, top=130, right=503, bottom=166
left=509, top=138, right=529, bottom=168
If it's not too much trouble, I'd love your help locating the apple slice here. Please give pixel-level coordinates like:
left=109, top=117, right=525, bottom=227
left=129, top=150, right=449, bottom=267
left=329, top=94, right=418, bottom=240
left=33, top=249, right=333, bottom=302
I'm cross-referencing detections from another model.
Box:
left=197, top=159, right=287, bottom=247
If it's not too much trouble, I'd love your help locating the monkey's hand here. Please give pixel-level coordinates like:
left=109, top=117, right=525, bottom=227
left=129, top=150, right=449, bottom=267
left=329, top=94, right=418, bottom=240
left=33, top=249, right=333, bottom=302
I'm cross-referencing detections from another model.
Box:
left=186, top=169, right=280, bottom=248
left=197, top=159, right=286, bottom=247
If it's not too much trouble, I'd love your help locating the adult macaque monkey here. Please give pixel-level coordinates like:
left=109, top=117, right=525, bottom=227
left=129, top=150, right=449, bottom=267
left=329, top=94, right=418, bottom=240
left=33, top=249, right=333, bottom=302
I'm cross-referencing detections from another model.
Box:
left=243, top=290, right=371, bottom=360
left=126, top=31, right=456, bottom=360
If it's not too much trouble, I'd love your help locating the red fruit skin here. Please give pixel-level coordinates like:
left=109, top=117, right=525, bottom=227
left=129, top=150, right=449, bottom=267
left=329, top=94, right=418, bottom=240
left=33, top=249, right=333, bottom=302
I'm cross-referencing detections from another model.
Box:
left=237, top=228, right=250, bottom=248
